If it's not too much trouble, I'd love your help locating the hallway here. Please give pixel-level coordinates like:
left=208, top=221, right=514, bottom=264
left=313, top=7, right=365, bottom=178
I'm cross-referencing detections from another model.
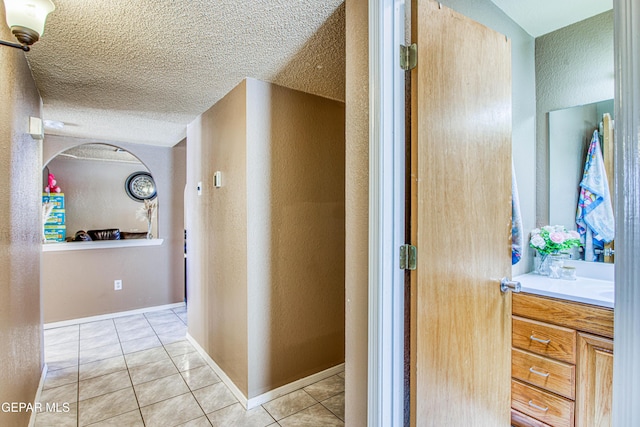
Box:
left=37, top=306, right=345, bottom=426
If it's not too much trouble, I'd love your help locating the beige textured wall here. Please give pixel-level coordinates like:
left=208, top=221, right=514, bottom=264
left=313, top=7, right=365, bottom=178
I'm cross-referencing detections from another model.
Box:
left=535, top=11, right=614, bottom=225
left=345, top=0, right=369, bottom=424
left=42, top=245, right=182, bottom=321
left=245, top=79, right=345, bottom=398
left=186, top=81, right=250, bottom=394
left=42, top=136, right=186, bottom=322
left=0, top=10, right=44, bottom=427
left=46, top=156, right=158, bottom=236
left=186, top=79, right=345, bottom=399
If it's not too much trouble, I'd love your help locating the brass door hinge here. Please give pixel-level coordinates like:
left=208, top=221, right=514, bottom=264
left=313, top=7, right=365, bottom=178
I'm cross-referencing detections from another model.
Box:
left=400, top=43, right=417, bottom=71
left=400, top=244, right=417, bottom=270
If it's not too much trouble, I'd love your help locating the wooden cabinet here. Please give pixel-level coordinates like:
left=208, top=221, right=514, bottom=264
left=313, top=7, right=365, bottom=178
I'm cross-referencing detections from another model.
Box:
left=576, top=333, right=613, bottom=427
left=511, top=293, right=613, bottom=427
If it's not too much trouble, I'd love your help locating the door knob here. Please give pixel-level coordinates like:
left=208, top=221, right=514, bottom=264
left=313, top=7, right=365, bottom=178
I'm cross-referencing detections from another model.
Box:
left=500, top=277, right=521, bottom=293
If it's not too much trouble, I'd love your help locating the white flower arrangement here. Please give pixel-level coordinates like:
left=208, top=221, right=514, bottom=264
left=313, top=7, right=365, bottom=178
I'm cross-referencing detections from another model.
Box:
left=530, top=225, right=581, bottom=255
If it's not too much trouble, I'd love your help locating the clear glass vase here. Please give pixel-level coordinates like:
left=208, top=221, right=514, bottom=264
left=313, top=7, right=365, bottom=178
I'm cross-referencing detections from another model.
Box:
left=535, top=253, right=550, bottom=275
left=535, top=252, right=566, bottom=276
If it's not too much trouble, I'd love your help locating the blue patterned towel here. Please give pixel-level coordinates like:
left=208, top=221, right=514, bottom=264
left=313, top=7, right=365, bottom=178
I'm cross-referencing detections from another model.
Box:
left=576, top=130, right=614, bottom=261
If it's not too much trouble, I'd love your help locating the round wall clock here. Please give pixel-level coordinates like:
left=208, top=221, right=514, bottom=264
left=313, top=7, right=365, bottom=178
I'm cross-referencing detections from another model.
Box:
left=125, top=171, right=157, bottom=202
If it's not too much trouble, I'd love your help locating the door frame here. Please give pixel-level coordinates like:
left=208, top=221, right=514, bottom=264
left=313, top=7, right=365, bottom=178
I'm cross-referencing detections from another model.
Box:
left=612, top=0, right=640, bottom=423
left=367, top=0, right=640, bottom=425
left=367, top=0, right=406, bottom=425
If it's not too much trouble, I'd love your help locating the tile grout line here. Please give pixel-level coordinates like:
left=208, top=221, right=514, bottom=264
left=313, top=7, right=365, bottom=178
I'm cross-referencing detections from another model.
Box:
left=43, top=308, right=343, bottom=427
left=131, top=311, right=201, bottom=426
left=261, top=388, right=321, bottom=423
left=114, top=320, right=146, bottom=427
left=75, top=324, right=81, bottom=427
left=154, top=311, right=209, bottom=427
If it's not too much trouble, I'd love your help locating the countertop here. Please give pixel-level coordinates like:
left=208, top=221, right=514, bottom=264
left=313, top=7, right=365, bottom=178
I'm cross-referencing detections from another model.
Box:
left=514, top=260, right=614, bottom=309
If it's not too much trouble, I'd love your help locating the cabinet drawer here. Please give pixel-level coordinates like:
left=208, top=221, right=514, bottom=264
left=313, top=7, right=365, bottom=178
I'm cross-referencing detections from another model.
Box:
left=511, top=408, right=553, bottom=427
left=512, top=379, right=575, bottom=427
left=512, top=348, right=575, bottom=399
left=513, top=293, right=613, bottom=339
left=513, top=316, right=576, bottom=364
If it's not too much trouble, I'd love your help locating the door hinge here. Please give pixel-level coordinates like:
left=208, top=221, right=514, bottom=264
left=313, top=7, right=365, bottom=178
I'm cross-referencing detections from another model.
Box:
left=400, top=43, right=417, bottom=71
left=400, top=244, right=417, bottom=270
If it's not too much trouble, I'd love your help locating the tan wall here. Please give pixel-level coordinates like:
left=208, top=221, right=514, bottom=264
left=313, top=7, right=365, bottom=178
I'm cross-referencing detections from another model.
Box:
left=0, top=9, right=44, bottom=427
left=245, top=79, right=345, bottom=398
left=345, top=0, right=369, bottom=424
left=186, top=81, right=250, bottom=394
left=42, top=136, right=186, bottom=322
left=186, top=79, right=345, bottom=399
left=535, top=11, right=614, bottom=226
left=45, top=155, right=158, bottom=237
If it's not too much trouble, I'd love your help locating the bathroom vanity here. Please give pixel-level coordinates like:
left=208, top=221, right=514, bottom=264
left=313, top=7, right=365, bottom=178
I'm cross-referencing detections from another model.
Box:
left=510, top=261, right=614, bottom=427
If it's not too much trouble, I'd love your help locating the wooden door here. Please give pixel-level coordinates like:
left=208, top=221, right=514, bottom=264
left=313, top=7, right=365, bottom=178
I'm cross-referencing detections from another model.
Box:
left=410, top=1, right=512, bottom=425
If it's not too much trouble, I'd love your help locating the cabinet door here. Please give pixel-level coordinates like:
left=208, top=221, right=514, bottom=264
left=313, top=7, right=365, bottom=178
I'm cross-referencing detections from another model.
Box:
left=576, top=333, right=613, bottom=427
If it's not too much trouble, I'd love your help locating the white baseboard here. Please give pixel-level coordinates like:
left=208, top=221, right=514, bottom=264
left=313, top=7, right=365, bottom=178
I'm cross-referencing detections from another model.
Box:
left=28, top=363, right=48, bottom=427
left=185, top=333, right=344, bottom=410
left=246, top=363, right=345, bottom=409
left=186, top=333, right=250, bottom=408
left=44, top=302, right=186, bottom=329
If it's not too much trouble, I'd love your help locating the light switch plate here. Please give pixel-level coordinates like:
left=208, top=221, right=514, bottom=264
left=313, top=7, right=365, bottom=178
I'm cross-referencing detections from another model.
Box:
left=29, top=117, right=44, bottom=140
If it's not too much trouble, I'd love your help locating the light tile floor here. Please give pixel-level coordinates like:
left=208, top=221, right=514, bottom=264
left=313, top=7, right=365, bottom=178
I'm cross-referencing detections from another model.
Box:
left=36, top=306, right=345, bottom=427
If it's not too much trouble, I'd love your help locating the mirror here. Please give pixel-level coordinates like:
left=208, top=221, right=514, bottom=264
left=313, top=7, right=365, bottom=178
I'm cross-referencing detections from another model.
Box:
left=42, top=143, right=159, bottom=242
left=548, top=99, right=614, bottom=262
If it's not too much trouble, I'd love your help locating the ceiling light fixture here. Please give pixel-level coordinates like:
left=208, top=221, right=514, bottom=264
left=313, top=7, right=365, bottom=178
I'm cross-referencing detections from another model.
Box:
left=1, top=0, right=55, bottom=52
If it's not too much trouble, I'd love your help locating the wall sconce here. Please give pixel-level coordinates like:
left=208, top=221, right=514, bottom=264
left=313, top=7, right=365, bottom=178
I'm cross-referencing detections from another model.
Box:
left=1, top=0, right=55, bottom=52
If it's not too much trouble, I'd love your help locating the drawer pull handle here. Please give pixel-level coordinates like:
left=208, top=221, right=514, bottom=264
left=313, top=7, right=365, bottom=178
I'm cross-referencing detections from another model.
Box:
left=530, top=335, right=551, bottom=345
left=529, top=367, right=550, bottom=377
left=528, top=400, right=549, bottom=412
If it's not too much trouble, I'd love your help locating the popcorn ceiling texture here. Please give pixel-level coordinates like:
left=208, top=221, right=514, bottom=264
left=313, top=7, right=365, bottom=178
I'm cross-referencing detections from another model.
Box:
left=26, top=0, right=345, bottom=147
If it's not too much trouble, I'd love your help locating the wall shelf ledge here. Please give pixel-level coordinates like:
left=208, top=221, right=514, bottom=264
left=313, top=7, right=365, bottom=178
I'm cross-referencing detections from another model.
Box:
left=42, top=238, right=164, bottom=252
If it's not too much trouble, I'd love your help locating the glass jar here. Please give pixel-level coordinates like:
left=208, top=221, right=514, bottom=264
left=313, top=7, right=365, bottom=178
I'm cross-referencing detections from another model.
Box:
left=548, top=254, right=566, bottom=279
left=560, top=266, right=577, bottom=280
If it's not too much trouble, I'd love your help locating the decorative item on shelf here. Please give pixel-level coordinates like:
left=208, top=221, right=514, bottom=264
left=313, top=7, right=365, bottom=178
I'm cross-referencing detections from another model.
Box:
left=44, top=173, right=61, bottom=193
left=42, top=173, right=66, bottom=242
left=136, top=199, right=157, bottom=239
left=530, top=225, right=581, bottom=276
left=125, top=171, right=156, bottom=202
left=42, top=201, right=54, bottom=242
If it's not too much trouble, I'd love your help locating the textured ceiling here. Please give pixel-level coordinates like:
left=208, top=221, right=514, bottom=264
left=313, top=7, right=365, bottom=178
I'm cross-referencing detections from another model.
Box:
left=25, top=0, right=345, bottom=147
left=57, top=143, right=141, bottom=164
left=489, top=0, right=612, bottom=37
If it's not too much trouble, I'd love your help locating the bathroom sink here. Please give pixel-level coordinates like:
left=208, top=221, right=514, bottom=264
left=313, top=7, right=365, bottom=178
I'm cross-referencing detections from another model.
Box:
left=597, top=289, right=615, bottom=300
left=514, top=271, right=615, bottom=308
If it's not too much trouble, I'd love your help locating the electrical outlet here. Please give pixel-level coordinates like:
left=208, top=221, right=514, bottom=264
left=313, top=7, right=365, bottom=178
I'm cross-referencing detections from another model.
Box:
left=114, top=279, right=122, bottom=291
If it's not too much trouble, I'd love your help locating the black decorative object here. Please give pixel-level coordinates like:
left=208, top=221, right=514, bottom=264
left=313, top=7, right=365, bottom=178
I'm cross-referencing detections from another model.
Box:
left=125, top=171, right=157, bottom=202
